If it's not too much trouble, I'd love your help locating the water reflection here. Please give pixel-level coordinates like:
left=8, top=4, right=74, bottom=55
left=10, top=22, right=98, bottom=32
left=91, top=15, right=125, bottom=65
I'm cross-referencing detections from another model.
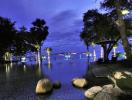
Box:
left=0, top=58, right=88, bottom=100
left=48, top=62, right=52, bottom=69
left=5, top=64, right=10, bottom=77
left=23, top=64, right=26, bottom=72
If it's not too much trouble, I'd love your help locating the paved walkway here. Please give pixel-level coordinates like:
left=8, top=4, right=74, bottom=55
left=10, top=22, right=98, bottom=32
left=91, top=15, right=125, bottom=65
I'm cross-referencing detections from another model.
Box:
left=89, top=63, right=132, bottom=78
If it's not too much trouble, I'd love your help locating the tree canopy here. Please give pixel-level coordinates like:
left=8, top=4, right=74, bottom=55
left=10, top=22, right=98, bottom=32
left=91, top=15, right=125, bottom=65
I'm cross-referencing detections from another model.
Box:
left=0, top=17, right=49, bottom=61
left=80, top=10, right=120, bottom=61
left=101, top=0, right=132, bottom=59
left=80, top=0, right=132, bottom=61
left=29, top=18, right=49, bottom=51
left=0, top=17, right=16, bottom=58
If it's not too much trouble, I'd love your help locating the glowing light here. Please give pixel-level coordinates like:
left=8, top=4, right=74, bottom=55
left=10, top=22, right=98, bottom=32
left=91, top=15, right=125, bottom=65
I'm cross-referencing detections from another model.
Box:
left=93, top=49, right=96, bottom=61
left=91, top=42, right=95, bottom=46
left=86, top=52, right=90, bottom=57
left=113, top=46, right=117, bottom=57
left=23, top=65, right=26, bottom=72
left=42, top=56, right=46, bottom=60
left=5, top=64, right=10, bottom=78
left=101, top=47, right=104, bottom=58
left=124, top=52, right=127, bottom=59
left=64, top=54, right=71, bottom=60
left=58, top=54, right=64, bottom=56
left=21, top=56, right=26, bottom=62
left=10, top=62, right=13, bottom=68
left=71, top=52, right=77, bottom=55
left=34, top=45, right=40, bottom=50
left=122, top=9, right=129, bottom=15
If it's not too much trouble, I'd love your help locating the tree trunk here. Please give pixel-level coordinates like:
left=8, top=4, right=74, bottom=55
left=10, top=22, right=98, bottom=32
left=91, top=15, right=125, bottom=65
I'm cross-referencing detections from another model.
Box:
left=39, top=46, right=42, bottom=63
left=102, top=44, right=109, bottom=62
left=86, top=45, right=90, bottom=63
left=118, top=20, right=131, bottom=59
left=115, top=1, right=131, bottom=59
left=36, top=50, right=40, bottom=64
left=104, top=52, right=109, bottom=62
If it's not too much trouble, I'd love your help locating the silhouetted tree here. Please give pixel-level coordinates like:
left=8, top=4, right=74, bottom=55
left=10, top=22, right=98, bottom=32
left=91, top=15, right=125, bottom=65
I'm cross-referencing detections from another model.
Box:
left=0, top=16, right=16, bottom=60
left=101, top=0, right=132, bottom=59
left=29, top=18, right=49, bottom=62
left=13, top=26, right=30, bottom=56
left=80, top=9, right=131, bottom=61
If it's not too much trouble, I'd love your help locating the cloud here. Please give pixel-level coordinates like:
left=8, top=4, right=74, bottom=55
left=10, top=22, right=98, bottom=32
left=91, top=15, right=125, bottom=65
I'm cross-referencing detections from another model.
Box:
left=49, top=10, right=78, bottom=32
left=44, top=16, right=84, bottom=46
left=51, top=10, right=77, bottom=23
left=0, top=0, right=98, bottom=53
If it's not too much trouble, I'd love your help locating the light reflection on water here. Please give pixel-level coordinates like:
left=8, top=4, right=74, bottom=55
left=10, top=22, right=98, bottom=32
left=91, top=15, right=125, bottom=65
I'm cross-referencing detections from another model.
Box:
left=0, top=58, right=89, bottom=100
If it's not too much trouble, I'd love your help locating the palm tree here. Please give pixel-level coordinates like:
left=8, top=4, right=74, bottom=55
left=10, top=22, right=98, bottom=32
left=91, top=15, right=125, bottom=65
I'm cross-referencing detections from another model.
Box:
left=45, top=48, right=52, bottom=68
left=30, top=18, right=49, bottom=63
left=46, top=48, right=52, bottom=61
left=101, top=0, right=132, bottom=59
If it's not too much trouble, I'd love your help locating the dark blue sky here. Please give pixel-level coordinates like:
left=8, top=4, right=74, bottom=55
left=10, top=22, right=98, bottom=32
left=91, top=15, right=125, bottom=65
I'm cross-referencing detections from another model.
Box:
left=0, top=0, right=101, bottom=53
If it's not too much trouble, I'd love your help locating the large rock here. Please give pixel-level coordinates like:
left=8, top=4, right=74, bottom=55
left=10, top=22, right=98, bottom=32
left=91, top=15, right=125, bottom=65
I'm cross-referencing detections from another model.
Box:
left=84, top=86, right=102, bottom=99
left=102, top=86, right=123, bottom=97
left=53, top=81, right=61, bottom=89
left=102, top=84, right=114, bottom=89
left=112, top=71, right=132, bottom=91
left=72, top=78, right=87, bottom=88
left=124, top=71, right=132, bottom=77
left=36, top=79, right=53, bottom=94
left=113, top=72, right=126, bottom=79
left=94, top=92, right=117, bottom=100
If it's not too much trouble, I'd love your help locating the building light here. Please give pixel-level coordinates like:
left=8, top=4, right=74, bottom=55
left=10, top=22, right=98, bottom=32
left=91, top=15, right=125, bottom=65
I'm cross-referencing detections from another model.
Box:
left=71, top=52, right=77, bottom=55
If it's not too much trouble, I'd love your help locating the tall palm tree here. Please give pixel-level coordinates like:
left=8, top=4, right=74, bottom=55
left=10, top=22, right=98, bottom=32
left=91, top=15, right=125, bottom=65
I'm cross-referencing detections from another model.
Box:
left=30, top=18, right=49, bottom=63
left=46, top=48, right=52, bottom=62
left=45, top=48, right=52, bottom=68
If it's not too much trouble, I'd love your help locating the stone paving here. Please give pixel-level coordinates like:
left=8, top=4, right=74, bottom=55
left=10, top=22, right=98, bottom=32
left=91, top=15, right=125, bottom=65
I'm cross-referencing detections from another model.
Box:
left=90, top=63, right=132, bottom=78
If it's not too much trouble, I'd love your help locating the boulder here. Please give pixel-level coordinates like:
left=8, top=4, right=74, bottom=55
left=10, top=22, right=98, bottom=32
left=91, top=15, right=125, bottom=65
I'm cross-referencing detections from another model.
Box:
left=112, top=71, right=132, bottom=91
left=36, top=79, right=53, bottom=94
left=102, top=84, right=114, bottom=89
left=111, top=87, right=123, bottom=96
left=102, top=84, right=114, bottom=95
left=94, top=92, right=117, bottom=100
left=113, top=72, right=126, bottom=80
left=72, top=78, right=87, bottom=88
left=84, top=86, right=102, bottom=99
left=124, top=71, right=132, bottom=77
left=102, top=86, right=123, bottom=97
left=53, top=81, right=61, bottom=89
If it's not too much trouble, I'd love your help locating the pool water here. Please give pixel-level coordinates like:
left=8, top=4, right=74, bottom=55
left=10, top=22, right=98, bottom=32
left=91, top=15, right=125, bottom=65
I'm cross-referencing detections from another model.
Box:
left=0, top=59, right=88, bottom=100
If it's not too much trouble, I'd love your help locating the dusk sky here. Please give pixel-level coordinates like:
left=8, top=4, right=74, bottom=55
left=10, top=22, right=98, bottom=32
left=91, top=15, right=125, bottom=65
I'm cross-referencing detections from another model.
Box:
left=0, top=0, right=101, bottom=53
